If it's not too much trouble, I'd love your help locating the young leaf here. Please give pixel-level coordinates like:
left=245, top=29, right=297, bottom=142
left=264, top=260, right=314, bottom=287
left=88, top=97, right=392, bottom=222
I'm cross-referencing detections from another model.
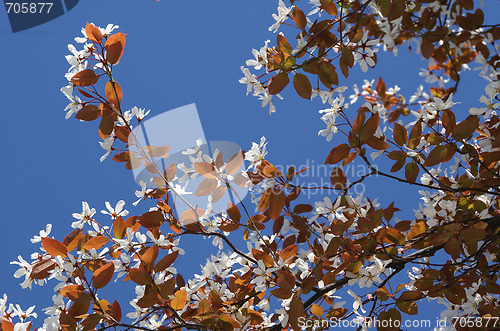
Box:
left=325, top=144, right=351, bottom=164
left=104, top=32, right=126, bottom=64
left=393, top=123, right=408, bottom=146
left=70, top=69, right=99, bottom=87
left=41, top=237, right=68, bottom=258
left=170, top=289, right=187, bottom=310
left=85, top=23, right=102, bottom=44
left=92, top=262, right=114, bottom=289
left=293, top=74, right=312, bottom=99
left=268, top=73, right=289, bottom=95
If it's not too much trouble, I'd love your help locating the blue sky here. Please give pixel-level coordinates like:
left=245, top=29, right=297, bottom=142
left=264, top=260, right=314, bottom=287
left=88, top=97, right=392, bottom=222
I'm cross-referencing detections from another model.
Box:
left=0, top=0, right=498, bottom=328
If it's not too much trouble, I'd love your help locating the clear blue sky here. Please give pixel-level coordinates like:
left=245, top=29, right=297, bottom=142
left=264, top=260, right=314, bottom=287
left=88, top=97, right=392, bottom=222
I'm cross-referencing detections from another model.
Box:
left=0, top=0, right=497, bottom=328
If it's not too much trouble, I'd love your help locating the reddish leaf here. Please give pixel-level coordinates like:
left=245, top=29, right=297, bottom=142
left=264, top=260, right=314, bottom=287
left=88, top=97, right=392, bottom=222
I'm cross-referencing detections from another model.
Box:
left=99, top=115, right=115, bottom=139
left=359, top=114, right=379, bottom=144
left=268, top=189, right=286, bottom=220
left=164, top=163, right=177, bottom=182
left=293, top=204, right=313, bottom=214
left=30, top=258, right=57, bottom=280
left=92, top=262, right=114, bottom=289
left=139, top=211, right=164, bottom=228
left=280, top=244, right=298, bottom=262
left=325, top=144, right=351, bottom=164
left=75, top=105, right=100, bottom=121
left=154, top=250, right=179, bottom=272
left=268, top=73, right=289, bottom=95
left=366, top=136, right=390, bottom=150
left=320, top=0, right=337, bottom=15
left=105, top=81, right=123, bottom=109
left=452, top=115, right=479, bottom=140
left=226, top=203, right=241, bottom=223
left=70, top=69, right=99, bottom=87
left=83, top=236, right=108, bottom=251
left=104, top=32, right=126, bottom=64
left=352, top=112, right=365, bottom=134
left=2, top=321, right=14, bottom=331
left=180, top=208, right=205, bottom=225
left=293, top=74, right=312, bottom=99
left=393, top=123, right=408, bottom=146
left=42, top=237, right=68, bottom=258
left=129, top=268, right=152, bottom=285
left=85, top=23, right=102, bottom=44
left=441, top=109, right=456, bottom=136
left=292, top=6, right=307, bottom=29
left=63, top=229, right=83, bottom=253
left=330, top=166, right=347, bottom=190
left=59, top=313, right=77, bottom=331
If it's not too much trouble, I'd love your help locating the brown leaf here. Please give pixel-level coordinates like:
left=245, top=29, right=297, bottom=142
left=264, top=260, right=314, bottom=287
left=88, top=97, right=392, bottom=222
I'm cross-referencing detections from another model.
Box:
left=325, top=144, right=351, bottom=164
left=83, top=236, right=108, bottom=251
left=341, top=46, right=354, bottom=68
left=99, top=115, right=115, bottom=140
left=293, top=74, right=312, bottom=99
left=424, top=145, right=447, bottom=167
left=359, top=114, right=379, bottom=144
left=75, top=105, right=100, bottom=121
left=70, top=69, right=99, bottom=87
left=30, top=258, right=57, bottom=280
left=92, top=262, right=114, bottom=289
left=366, top=136, right=390, bottom=150
left=288, top=298, right=306, bottom=330
left=139, top=211, right=164, bottom=228
left=104, top=81, right=123, bottom=109
left=268, top=189, right=286, bottom=220
left=42, top=237, right=68, bottom=258
left=292, top=6, right=307, bottom=29
left=104, top=32, right=126, bottom=64
left=405, top=162, right=419, bottom=184
left=393, top=123, right=408, bottom=146
left=452, top=115, right=479, bottom=140
left=330, top=166, right=347, bottom=190
left=85, top=23, right=102, bottom=44
left=154, top=250, right=179, bottom=273
left=280, top=244, right=298, bottom=262
left=319, top=61, right=338, bottom=88
left=129, top=268, right=152, bottom=285
left=226, top=203, right=241, bottom=223
left=268, top=73, right=289, bottom=95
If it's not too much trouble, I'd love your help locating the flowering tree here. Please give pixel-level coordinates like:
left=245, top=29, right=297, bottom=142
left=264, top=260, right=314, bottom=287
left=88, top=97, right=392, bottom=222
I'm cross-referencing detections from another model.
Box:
left=2, top=1, right=500, bottom=331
